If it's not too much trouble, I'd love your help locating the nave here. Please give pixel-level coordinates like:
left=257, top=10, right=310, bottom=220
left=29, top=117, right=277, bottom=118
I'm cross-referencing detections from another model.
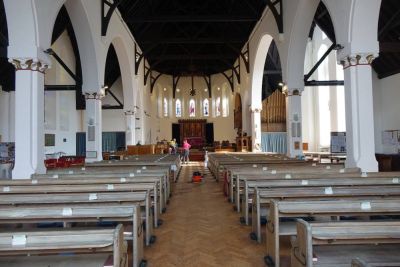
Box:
left=145, top=162, right=266, bottom=267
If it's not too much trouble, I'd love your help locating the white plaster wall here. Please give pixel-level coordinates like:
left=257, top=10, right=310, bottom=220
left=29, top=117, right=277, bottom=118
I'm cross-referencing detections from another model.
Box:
left=372, top=72, right=400, bottom=154
left=102, top=110, right=125, bottom=132
left=150, top=74, right=237, bottom=144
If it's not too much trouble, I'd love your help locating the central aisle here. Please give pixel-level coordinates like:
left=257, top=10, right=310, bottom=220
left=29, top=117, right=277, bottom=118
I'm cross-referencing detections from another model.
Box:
left=144, top=162, right=266, bottom=267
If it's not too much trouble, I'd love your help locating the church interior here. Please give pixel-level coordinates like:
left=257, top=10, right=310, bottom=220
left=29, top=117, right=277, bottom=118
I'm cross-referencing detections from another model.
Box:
left=1, top=0, right=400, bottom=266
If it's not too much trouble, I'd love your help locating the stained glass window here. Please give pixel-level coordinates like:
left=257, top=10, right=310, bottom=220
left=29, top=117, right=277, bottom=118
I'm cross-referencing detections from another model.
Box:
left=189, top=99, right=196, bottom=117
left=175, top=99, right=182, bottom=117
left=163, top=97, right=168, bottom=117
left=216, top=97, right=221, bottom=117
left=203, top=99, right=209, bottom=116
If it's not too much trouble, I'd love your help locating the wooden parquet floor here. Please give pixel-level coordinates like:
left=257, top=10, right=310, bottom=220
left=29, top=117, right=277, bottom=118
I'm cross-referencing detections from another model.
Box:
left=144, top=162, right=267, bottom=267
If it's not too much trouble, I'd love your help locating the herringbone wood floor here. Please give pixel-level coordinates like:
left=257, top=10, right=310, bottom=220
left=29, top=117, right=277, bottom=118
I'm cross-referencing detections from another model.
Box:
left=144, top=162, right=267, bottom=267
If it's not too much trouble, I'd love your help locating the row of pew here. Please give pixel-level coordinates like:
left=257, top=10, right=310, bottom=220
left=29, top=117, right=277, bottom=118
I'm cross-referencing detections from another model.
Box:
left=208, top=152, right=400, bottom=267
left=0, top=154, right=181, bottom=267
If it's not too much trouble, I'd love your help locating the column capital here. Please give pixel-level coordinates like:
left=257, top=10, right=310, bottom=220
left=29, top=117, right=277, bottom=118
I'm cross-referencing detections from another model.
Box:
left=8, top=58, right=49, bottom=73
left=249, top=107, right=262, bottom=113
left=84, top=92, right=105, bottom=100
left=124, top=110, right=135, bottom=116
left=283, top=87, right=303, bottom=96
left=340, top=53, right=378, bottom=69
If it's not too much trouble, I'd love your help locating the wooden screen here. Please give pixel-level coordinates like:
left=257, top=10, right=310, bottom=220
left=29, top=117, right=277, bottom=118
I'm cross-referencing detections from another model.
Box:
left=262, top=90, right=286, bottom=132
left=178, top=119, right=206, bottom=145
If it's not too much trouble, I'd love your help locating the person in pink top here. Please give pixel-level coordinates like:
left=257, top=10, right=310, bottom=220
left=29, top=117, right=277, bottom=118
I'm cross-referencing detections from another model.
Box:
left=182, top=139, right=191, bottom=164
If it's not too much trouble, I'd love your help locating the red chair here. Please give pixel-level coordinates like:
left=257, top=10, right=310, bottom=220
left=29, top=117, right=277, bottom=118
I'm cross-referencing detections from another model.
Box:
left=44, top=159, right=57, bottom=169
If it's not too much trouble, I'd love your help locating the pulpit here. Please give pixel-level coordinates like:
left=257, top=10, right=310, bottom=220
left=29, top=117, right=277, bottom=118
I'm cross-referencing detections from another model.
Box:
left=236, top=136, right=251, bottom=152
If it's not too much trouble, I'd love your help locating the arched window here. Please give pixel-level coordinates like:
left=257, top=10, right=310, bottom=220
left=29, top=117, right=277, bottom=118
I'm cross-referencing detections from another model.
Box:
left=163, top=97, right=168, bottom=117
left=203, top=99, right=209, bottom=116
left=216, top=97, right=221, bottom=117
left=189, top=99, right=196, bottom=117
left=175, top=99, right=182, bottom=117
left=222, top=97, right=229, bottom=117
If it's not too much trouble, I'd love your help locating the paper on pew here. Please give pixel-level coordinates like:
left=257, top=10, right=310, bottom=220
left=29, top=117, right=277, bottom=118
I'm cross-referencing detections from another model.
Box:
left=52, top=174, right=59, bottom=179
left=361, top=172, right=368, bottom=177
left=137, top=170, right=142, bottom=173
left=301, top=180, right=308, bottom=185
left=253, top=164, right=257, bottom=168
left=393, top=178, right=399, bottom=184
left=142, top=166, right=147, bottom=170
left=326, top=165, right=331, bottom=170
left=120, top=177, right=127, bottom=182
left=68, top=170, right=74, bottom=174
left=81, top=167, right=86, bottom=171
left=285, top=174, right=292, bottom=179
left=262, top=167, right=268, bottom=171
left=129, top=173, right=135, bottom=177
left=12, top=235, right=26, bottom=246
left=339, top=169, right=345, bottom=173
left=3, top=186, right=10, bottom=192
left=271, top=170, right=277, bottom=174
left=361, top=201, right=371, bottom=210
left=31, top=179, right=38, bottom=184
left=107, top=184, right=114, bottom=190
left=89, top=193, right=98, bottom=200
left=62, top=207, right=73, bottom=216
left=324, top=187, right=333, bottom=195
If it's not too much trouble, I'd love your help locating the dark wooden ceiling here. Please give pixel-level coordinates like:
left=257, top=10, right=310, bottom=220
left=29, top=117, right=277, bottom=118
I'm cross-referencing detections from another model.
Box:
left=1, top=0, right=400, bottom=94
left=373, top=0, right=400, bottom=79
left=118, top=0, right=268, bottom=76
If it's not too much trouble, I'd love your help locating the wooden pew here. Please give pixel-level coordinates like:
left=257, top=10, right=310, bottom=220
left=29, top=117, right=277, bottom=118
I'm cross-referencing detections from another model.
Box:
left=232, top=165, right=358, bottom=209
left=43, top=166, right=171, bottom=200
left=20, top=175, right=165, bottom=215
left=0, top=191, right=154, bottom=243
left=252, top=185, right=400, bottom=244
left=33, top=170, right=169, bottom=209
left=0, top=224, right=128, bottom=267
left=351, top=257, right=400, bottom=267
left=87, top=154, right=181, bottom=182
left=266, top=198, right=400, bottom=267
left=0, top=183, right=155, bottom=246
left=243, top=174, right=400, bottom=224
left=291, top=220, right=400, bottom=267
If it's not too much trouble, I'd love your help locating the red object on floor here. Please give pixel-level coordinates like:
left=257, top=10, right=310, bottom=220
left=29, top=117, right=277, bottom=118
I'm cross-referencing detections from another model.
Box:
left=192, top=175, right=202, bottom=183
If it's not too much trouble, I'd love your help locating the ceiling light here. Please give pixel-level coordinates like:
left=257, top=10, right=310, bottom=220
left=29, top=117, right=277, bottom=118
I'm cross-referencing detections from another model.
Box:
left=278, top=82, right=284, bottom=87
left=204, top=88, right=208, bottom=92
left=176, top=88, right=180, bottom=92
left=163, top=88, right=167, bottom=91
left=217, top=87, right=220, bottom=91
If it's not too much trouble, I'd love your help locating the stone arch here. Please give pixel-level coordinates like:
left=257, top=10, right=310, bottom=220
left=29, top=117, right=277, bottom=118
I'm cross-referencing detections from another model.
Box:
left=63, top=0, right=101, bottom=92
left=284, top=0, right=320, bottom=89
left=250, top=34, right=274, bottom=110
left=106, top=36, right=136, bottom=109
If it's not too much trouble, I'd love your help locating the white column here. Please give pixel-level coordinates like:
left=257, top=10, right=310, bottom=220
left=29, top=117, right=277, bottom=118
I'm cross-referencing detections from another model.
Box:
left=10, top=58, right=48, bottom=178
left=124, top=110, right=136, bottom=146
left=285, top=88, right=303, bottom=158
left=85, top=93, right=103, bottom=162
left=341, top=54, right=378, bottom=172
left=250, top=108, right=262, bottom=152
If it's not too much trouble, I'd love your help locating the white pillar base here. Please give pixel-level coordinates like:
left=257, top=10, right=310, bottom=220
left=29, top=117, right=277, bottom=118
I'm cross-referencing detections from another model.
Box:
left=285, top=89, right=303, bottom=158
left=250, top=108, right=262, bottom=152
left=85, top=93, right=103, bottom=162
left=124, top=110, right=136, bottom=147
